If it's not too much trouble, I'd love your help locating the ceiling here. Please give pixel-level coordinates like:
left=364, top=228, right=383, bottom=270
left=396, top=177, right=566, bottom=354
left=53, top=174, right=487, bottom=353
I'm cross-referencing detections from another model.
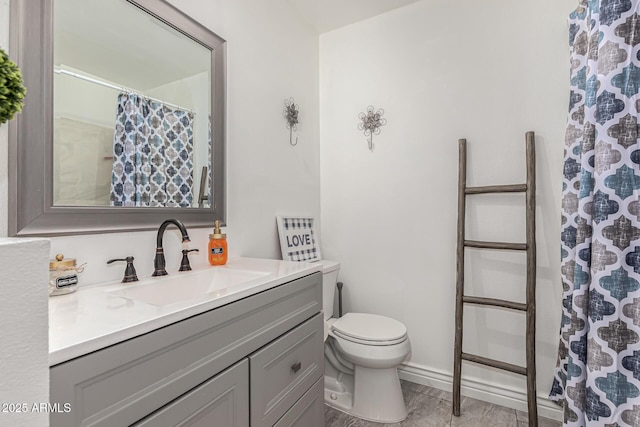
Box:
left=287, top=0, right=422, bottom=33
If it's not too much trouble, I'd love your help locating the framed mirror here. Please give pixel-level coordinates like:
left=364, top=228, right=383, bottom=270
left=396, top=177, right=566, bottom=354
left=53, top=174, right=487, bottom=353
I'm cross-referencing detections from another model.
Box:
left=8, top=0, right=226, bottom=236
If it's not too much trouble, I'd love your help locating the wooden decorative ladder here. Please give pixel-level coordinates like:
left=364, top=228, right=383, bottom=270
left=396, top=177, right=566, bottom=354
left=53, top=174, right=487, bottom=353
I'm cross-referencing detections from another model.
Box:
left=452, top=132, right=538, bottom=426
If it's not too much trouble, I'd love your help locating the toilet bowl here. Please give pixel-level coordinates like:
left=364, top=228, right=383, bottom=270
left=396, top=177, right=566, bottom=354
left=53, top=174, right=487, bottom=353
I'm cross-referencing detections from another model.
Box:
left=318, top=260, right=410, bottom=423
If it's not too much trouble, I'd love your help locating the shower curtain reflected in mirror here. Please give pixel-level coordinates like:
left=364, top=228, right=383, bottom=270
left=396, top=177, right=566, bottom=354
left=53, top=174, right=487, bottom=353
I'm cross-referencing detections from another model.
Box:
left=110, top=93, right=194, bottom=207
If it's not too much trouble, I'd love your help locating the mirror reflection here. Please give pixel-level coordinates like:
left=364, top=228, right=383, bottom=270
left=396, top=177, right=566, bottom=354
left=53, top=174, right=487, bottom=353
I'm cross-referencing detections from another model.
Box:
left=53, top=0, right=211, bottom=208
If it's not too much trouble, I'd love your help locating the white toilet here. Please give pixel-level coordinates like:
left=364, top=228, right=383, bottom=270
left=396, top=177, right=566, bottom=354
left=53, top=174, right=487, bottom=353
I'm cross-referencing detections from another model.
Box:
left=319, top=260, right=411, bottom=423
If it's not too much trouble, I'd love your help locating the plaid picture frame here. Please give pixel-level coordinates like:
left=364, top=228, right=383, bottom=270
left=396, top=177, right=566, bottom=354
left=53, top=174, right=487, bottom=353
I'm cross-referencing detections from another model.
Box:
left=276, top=215, right=321, bottom=262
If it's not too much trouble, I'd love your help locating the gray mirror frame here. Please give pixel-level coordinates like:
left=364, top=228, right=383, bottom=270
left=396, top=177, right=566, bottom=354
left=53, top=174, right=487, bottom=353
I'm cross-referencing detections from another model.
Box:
left=8, top=0, right=226, bottom=236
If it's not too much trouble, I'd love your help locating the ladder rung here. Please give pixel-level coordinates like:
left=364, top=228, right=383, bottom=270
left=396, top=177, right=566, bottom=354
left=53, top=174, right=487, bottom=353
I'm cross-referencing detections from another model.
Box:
left=461, top=352, right=527, bottom=375
left=463, top=296, right=527, bottom=311
left=465, top=184, right=527, bottom=194
left=464, top=240, right=527, bottom=251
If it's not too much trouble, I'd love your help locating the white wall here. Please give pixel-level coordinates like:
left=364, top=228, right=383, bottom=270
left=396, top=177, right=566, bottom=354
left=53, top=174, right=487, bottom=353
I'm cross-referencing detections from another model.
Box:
left=1, top=0, right=320, bottom=287
left=320, top=0, right=575, bottom=418
left=0, top=238, right=50, bottom=427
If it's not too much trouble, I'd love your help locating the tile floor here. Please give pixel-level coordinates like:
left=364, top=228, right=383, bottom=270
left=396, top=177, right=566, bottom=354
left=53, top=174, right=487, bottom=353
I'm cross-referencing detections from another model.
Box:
left=324, top=381, right=562, bottom=426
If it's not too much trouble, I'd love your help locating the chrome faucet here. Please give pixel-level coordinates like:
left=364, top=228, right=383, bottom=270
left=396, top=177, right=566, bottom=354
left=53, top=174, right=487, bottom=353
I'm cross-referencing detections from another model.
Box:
left=153, top=219, right=190, bottom=276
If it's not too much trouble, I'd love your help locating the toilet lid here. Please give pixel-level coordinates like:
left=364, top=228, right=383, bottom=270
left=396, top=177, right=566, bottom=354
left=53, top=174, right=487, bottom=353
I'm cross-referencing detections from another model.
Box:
left=331, top=313, right=407, bottom=342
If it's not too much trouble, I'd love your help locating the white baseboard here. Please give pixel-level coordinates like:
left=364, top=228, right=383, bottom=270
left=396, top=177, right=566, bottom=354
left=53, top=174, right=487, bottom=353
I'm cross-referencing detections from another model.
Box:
left=398, top=362, right=563, bottom=422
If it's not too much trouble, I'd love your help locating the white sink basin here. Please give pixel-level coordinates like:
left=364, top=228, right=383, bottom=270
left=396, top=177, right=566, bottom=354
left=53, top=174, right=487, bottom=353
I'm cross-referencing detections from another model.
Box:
left=107, top=267, right=271, bottom=306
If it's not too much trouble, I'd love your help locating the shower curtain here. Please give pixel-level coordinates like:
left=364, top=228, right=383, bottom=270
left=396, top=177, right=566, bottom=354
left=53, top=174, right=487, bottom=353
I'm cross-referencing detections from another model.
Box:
left=550, top=1, right=640, bottom=425
left=110, top=92, right=194, bottom=207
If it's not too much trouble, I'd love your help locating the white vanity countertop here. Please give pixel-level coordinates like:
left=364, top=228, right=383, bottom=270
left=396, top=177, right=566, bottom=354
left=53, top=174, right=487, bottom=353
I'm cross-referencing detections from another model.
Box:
left=49, top=257, right=322, bottom=366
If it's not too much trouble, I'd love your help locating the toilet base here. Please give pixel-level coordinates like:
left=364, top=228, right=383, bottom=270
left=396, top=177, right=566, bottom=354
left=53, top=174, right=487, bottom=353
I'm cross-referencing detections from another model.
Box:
left=324, top=374, right=354, bottom=416
left=324, top=365, right=407, bottom=423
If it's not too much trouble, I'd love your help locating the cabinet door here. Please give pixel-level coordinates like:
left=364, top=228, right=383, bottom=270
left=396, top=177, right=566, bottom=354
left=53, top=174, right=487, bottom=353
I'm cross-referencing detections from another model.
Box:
left=250, top=313, right=323, bottom=427
left=274, top=378, right=324, bottom=427
left=133, top=359, right=249, bottom=427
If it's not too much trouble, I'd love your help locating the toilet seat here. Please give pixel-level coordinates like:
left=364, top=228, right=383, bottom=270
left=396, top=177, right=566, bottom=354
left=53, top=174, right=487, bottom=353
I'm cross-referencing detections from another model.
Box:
left=331, top=313, right=408, bottom=346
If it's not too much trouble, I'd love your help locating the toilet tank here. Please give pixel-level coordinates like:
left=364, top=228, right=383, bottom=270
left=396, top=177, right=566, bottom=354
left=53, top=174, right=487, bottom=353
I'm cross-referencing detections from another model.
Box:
left=316, top=260, right=340, bottom=320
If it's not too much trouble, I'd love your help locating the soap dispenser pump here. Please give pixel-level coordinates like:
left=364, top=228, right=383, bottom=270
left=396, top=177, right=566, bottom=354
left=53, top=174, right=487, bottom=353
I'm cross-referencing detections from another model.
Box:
left=208, top=220, right=228, bottom=266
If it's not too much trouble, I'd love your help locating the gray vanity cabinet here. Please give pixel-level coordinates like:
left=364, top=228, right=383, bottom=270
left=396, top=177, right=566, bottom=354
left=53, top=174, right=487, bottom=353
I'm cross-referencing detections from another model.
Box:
left=50, top=272, right=324, bottom=427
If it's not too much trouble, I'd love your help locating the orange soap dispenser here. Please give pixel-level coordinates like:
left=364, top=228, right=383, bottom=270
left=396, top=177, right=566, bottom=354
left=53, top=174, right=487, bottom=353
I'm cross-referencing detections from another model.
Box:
left=208, top=220, right=228, bottom=266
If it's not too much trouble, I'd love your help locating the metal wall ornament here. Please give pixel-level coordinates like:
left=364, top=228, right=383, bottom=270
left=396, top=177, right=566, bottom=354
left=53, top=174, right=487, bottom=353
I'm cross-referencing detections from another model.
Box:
left=358, top=105, right=386, bottom=151
left=284, top=97, right=299, bottom=146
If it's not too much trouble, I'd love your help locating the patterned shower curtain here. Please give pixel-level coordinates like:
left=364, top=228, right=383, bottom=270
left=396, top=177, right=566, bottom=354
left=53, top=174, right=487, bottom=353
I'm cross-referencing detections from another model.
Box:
left=550, top=1, right=640, bottom=425
left=110, top=92, right=194, bottom=207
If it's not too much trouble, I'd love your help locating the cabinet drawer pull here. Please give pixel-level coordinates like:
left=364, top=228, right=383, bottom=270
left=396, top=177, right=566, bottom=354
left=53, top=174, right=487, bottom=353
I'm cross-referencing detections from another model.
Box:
left=291, top=362, right=302, bottom=373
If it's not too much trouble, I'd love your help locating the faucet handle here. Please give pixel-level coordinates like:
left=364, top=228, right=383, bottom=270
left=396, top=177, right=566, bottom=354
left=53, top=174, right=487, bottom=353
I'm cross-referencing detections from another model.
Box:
left=107, top=256, right=139, bottom=283
left=179, top=249, right=199, bottom=272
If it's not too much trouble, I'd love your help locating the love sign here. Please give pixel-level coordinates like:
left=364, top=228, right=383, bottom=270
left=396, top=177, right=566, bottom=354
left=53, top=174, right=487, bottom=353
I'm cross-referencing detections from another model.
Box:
left=276, top=215, right=321, bottom=262
left=287, top=233, right=312, bottom=247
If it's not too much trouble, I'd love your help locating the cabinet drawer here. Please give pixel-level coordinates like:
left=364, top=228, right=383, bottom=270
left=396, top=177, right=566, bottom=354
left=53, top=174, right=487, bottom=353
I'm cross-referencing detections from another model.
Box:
left=250, top=313, right=323, bottom=427
left=50, top=272, right=321, bottom=427
left=134, top=359, right=249, bottom=427
left=274, top=378, right=324, bottom=427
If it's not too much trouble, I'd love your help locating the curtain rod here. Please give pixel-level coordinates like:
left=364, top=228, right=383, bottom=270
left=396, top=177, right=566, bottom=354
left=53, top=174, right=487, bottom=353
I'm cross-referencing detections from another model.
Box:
left=54, top=68, right=196, bottom=114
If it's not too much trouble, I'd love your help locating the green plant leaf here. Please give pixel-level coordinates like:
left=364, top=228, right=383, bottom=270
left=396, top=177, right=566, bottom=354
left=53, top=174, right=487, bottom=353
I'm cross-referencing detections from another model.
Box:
left=0, top=47, right=26, bottom=125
